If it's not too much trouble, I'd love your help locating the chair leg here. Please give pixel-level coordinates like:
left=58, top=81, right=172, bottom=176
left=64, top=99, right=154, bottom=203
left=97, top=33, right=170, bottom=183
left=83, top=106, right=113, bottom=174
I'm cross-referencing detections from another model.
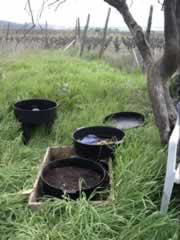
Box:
left=160, top=173, right=175, bottom=214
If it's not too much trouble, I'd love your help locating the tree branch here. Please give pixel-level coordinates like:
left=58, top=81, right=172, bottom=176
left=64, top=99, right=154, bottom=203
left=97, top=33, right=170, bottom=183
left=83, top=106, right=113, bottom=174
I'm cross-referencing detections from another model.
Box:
left=25, top=0, right=35, bottom=25
left=48, top=0, right=67, bottom=11
left=104, top=0, right=153, bottom=67
left=38, top=0, right=49, bottom=19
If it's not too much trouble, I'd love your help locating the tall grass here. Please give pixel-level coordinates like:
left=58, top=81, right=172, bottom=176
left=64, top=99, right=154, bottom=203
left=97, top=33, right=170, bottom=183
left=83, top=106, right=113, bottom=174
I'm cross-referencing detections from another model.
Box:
left=0, top=50, right=179, bottom=240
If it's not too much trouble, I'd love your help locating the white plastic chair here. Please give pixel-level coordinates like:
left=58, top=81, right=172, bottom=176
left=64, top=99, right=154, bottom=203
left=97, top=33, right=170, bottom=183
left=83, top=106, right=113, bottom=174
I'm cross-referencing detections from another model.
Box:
left=160, top=105, right=180, bottom=214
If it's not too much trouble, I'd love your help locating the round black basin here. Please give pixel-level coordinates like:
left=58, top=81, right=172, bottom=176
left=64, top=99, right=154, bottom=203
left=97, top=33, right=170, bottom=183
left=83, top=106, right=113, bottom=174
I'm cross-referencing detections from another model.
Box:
left=40, top=157, right=107, bottom=199
left=103, top=112, right=145, bottom=130
left=14, top=99, right=57, bottom=143
left=73, top=126, right=125, bottom=160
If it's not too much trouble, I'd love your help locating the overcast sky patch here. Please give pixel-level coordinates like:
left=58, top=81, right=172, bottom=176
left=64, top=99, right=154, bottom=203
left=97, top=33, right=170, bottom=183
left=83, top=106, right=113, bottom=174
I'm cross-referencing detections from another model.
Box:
left=0, top=0, right=164, bottom=30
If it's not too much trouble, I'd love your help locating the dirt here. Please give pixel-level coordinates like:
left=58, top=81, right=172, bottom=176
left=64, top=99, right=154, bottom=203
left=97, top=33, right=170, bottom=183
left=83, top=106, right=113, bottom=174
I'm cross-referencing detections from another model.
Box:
left=44, top=166, right=101, bottom=192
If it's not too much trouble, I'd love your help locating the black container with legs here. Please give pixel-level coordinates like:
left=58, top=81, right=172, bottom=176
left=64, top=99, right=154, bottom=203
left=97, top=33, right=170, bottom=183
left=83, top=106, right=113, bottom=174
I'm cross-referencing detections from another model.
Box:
left=14, top=99, right=57, bottom=144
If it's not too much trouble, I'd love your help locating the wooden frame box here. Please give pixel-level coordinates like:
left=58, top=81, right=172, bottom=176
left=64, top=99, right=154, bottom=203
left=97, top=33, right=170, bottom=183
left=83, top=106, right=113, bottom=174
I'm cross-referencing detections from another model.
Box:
left=26, top=146, right=114, bottom=210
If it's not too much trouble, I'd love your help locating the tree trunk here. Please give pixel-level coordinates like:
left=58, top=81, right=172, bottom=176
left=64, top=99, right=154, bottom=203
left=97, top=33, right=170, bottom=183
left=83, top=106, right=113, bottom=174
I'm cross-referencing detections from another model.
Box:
left=104, top=0, right=179, bottom=144
left=147, top=60, right=176, bottom=143
left=147, top=0, right=179, bottom=143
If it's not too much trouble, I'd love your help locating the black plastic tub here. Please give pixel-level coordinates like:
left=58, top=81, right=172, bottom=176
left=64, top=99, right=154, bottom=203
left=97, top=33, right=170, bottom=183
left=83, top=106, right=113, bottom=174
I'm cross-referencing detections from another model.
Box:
left=73, top=126, right=125, bottom=160
left=14, top=99, right=57, bottom=143
left=14, top=99, right=57, bottom=125
left=40, top=157, right=107, bottom=199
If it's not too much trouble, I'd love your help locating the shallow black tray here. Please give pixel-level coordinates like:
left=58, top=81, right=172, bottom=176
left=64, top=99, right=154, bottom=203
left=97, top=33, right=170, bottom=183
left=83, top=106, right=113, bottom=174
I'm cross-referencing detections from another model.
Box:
left=103, top=112, right=145, bottom=130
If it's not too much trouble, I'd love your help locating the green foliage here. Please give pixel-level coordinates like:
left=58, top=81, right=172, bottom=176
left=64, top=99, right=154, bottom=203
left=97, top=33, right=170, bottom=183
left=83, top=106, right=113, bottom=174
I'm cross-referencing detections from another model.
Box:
left=0, top=50, right=179, bottom=240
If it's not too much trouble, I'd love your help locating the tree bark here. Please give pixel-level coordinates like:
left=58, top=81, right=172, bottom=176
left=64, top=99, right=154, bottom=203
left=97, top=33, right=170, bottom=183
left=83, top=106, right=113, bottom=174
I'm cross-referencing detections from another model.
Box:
left=176, top=0, right=180, bottom=63
left=160, top=0, right=179, bottom=78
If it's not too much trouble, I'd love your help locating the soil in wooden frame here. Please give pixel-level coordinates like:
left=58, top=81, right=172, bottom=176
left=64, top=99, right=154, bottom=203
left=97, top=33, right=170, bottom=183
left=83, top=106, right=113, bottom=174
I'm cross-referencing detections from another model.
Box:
left=43, top=166, right=102, bottom=193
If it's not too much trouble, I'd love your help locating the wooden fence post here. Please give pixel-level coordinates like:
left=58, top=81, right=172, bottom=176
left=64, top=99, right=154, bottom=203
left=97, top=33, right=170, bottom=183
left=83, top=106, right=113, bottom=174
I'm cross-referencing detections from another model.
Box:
left=99, top=8, right=111, bottom=58
left=73, top=17, right=81, bottom=47
left=45, top=21, right=49, bottom=48
left=80, top=14, right=90, bottom=57
left=146, top=5, right=153, bottom=42
left=5, top=22, right=10, bottom=43
left=76, top=17, right=81, bottom=42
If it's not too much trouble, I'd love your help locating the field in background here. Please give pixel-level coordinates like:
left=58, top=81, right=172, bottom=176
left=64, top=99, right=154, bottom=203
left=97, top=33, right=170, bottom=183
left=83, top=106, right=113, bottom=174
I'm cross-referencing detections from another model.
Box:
left=0, top=50, right=179, bottom=240
left=0, top=27, right=164, bottom=71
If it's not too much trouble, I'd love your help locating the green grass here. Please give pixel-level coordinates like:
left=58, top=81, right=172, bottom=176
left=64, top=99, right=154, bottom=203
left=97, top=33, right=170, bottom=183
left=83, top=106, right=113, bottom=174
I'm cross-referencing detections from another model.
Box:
left=0, top=50, right=179, bottom=240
